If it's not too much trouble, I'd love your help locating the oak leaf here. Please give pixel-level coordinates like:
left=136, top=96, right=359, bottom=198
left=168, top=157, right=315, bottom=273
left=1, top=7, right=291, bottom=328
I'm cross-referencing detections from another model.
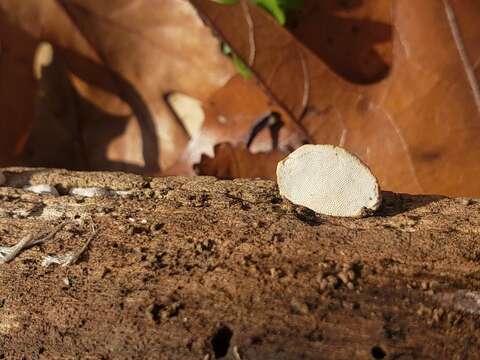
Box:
left=195, top=142, right=285, bottom=180
left=191, top=0, right=480, bottom=196
left=0, top=0, right=236, bottom=173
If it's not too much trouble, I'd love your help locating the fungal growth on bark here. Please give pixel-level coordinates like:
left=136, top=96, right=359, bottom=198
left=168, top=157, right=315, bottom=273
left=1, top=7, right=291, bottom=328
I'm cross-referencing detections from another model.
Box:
left=277, top=145, right=381, bottom=217
left=24, top=184, right=59, bottom=196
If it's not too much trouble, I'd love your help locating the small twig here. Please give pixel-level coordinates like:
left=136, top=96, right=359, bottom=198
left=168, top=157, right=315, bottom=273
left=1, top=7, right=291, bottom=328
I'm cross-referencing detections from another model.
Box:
left=42, top=221, right=96, bottom=267
left=0, top=235, right=34, bottom=263
left=0, top=221, right=66, bottom=264
left=241, top=0, right=256, bottom=66
left=31, top=221, right=66, bottom=246
left=66, top=222, right=96, bottom=265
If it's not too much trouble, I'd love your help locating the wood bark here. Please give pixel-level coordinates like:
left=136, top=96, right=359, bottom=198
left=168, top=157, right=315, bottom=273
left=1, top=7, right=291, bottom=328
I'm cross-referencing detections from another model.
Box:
left=0, top=168, right=479, bottom=359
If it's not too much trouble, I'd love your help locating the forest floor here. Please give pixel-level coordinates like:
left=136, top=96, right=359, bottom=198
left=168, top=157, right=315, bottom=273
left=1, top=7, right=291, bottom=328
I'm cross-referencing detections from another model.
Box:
left=0, top=168, right=480, bottom=359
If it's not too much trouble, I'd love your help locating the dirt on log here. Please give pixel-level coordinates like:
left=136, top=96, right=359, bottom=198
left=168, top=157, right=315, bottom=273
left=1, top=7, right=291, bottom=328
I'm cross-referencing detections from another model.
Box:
left=1, top=168, right=480, bottom=359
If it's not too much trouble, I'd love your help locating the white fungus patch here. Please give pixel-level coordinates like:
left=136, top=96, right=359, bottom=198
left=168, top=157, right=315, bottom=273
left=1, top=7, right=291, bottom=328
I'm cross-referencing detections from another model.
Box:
left=437, top=290, right=480, bottom=315
left=112, top=189, right=134, bottom=197
left=24, top=184, right=59, bottom=196
left=69, top=187, right=110, bottom=198
left=277, top=144, right=381, bottom=217
left=41, top=253, right=79, bottom=267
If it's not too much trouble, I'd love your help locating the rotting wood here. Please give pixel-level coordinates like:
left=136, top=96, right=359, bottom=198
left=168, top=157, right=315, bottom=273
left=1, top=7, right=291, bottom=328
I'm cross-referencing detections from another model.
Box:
left=0, top=168, right=480, bottom=359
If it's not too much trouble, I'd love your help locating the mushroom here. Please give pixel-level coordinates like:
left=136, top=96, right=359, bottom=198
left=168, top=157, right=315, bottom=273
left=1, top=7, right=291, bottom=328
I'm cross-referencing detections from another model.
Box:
left=276, top=144, right=381, bottom=217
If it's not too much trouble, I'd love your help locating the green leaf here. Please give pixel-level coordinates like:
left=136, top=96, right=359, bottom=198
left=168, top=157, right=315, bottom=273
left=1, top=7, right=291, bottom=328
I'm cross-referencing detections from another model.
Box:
left=250, top=0, right=286, bottom=25
left=232, top=54, right=252, bottom=79
left=211, top=0, right=237, bottom=4
left=216, top=0, right=304, bottom=77
left=221, top=43, right=233, bottom=56
left=221, top=43, right=252, bottom=79
left=210, top=0, right=304, bottom=25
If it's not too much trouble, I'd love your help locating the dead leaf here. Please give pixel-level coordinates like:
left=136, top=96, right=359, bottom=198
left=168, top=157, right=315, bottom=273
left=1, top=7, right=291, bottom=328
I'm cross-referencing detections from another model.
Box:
left=165, top=74, right=308, bottom=176
left=191, top=0, right=480, bottom=196
left=0, top=0, right=236, bottom=173
left=289, top=0, right=392, bottom=84
left=0, top=9, right=38, bottom=165
left=195, top=142, right=285, bottom=180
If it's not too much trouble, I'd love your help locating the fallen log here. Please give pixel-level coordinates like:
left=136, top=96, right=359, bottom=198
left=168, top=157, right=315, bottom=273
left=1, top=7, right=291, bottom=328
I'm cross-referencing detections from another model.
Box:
left=0, top=168, right=479, bottom=359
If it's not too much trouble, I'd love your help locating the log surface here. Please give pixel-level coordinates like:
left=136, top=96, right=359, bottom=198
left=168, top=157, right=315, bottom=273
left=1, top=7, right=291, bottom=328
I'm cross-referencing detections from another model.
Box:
left=0, top=168, right=479, bottom=359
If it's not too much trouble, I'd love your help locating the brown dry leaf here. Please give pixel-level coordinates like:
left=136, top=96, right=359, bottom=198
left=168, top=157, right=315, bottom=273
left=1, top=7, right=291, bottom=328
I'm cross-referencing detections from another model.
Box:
left=195, top=142, right=285, bottom=180
left=0, top=0, right=236, bottom=173
left=0, top=10, right=38, bottom=165
left=191, top=0, right=480, bottom=196
left=290, top=0, right=392, bottom=84
left=165, top=74, right=308, bottom=176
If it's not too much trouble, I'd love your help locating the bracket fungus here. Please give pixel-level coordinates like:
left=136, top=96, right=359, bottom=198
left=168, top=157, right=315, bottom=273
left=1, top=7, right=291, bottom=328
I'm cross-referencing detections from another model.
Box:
left=277, top=145, right=381, bottom=217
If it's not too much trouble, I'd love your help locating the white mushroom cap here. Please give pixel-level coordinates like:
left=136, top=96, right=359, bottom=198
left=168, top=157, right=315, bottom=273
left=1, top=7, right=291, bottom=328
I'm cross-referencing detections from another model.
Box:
left=0, top=171, right=5, bottom=186
left=277, top=144, right=381, bottom=217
